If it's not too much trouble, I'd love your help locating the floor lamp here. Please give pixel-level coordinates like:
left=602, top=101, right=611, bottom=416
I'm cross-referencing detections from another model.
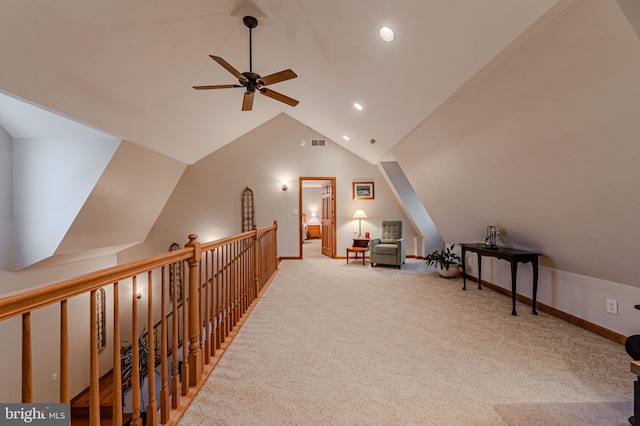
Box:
left=352, top=209, right=367, bottom=237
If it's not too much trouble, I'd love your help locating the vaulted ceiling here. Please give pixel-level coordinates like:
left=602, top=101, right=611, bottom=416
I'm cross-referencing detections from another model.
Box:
left=0, top=0, right=558, bottom=165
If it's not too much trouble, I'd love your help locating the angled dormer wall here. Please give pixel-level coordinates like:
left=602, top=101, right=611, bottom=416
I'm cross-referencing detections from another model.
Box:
left=0, top=126, right=11, bottom=271
left=12, top=137, right=120, bottom=270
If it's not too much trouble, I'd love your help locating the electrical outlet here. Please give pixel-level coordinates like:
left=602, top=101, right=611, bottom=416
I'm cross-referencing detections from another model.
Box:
left=52, top=372, right=58, bottom=382
left=607, top=299, right=618, bottom=315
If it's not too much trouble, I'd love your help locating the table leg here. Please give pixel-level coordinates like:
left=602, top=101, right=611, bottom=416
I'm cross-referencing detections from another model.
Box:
left=633, top=378, right=640, bottom=426
left=511, top=261, right=518, bottom=316
left=532, top=257, right=539, bottom=315
left=477, top=254, right=482, bottom=290
left=462, top=247, right=467, bottom=290
left=346, top=249, right=349, bottom=264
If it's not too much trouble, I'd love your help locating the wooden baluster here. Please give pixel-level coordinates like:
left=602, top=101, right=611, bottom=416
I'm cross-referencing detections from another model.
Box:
left=239, top=241, right=244, bottom=316
left=245, top=238, right=251, bottom=310
left=222, top=245, right=228, bottom=340
left=239, top=241, right=244, bottom=317
left=185, top=234, right=202, bottom=386
left=181, top=259, right=189, bottom=396
left=131, top=277, right=142, bottom=426
left=241, top=241, right=245, bottom=316
left=146, top=271, right=157, bottom=426
left=234, top=241, right=239, bottom=326
left=60, top=301, right=70, bottom=404
left=204, top=252, right=210, bottom=362
left=226, top=244, right=231, bottom=339
left=231, top=242, right=237, bottom=329
left=253, top=230, right=260, bottom=302
left=22, top=312, right=32, bottom=403
left=208, top=250, right=215, bottom=357
left=89, top=290, right=100, bottom=425
left=247, top=239, right=251, bottom=310
left=214, top=248, right=220, bottom=352
left=112, top=283, right=123, bottom=426
left=228, top=243, right=233, bottom=330
left=171, top=263, right=180, bottom=407
left=160, top=267, right=170, bottom=424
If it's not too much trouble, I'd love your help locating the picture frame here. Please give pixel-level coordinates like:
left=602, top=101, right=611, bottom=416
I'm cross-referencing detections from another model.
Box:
left=169, top=242, right=183, bottom=303
left=352, top=182, right=374, bottom=200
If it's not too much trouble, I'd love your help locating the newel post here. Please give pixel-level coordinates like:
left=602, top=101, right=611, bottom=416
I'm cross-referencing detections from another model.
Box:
left=185, top=234, right=203, bottom=386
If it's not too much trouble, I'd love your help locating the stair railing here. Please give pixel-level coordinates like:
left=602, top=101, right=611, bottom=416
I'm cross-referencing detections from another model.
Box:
left=0, top=222, right=278, bottom=426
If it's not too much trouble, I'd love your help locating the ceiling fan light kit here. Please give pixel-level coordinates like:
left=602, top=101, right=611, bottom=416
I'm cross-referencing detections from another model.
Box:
left=193, top=16, right=299, bottom=111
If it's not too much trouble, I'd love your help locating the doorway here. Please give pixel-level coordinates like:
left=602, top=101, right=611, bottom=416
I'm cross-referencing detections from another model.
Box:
left=299, top=177, right=336, bottom=259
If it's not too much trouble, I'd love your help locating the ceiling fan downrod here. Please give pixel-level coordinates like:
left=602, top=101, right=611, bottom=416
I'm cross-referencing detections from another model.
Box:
left=243, top=16, right=258, bottom=73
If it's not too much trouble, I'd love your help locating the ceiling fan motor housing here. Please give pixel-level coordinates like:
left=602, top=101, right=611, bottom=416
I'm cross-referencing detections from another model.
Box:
left=243, top=16, right=258, bottom=29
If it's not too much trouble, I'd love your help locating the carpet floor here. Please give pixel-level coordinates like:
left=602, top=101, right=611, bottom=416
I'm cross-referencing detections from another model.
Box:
left=178, top=240, right=632, bottom=425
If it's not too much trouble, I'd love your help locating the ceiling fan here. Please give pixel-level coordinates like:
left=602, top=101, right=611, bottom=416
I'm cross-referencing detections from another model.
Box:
left=193, top=15, right=299, bottom=111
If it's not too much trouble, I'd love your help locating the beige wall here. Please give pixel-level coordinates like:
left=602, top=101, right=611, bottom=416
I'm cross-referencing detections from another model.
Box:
left=394, top=0, right=640, bottom=335
left=137, top=113, right=418, bottom=259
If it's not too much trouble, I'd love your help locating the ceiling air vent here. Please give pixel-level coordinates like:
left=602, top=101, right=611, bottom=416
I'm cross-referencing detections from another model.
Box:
left=311, top=139, right=326, bottom=147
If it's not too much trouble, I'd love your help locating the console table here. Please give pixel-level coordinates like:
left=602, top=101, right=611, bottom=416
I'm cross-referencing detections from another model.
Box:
left=461, top=243, right=541, bottom=316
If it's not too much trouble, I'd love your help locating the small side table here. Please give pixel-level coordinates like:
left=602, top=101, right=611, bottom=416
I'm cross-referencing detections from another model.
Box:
left=347, top=238, right=369, bottom=265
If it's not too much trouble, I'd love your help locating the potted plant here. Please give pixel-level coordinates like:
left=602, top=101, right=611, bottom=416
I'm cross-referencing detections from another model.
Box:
left=425, top=244, right=461, bottom=278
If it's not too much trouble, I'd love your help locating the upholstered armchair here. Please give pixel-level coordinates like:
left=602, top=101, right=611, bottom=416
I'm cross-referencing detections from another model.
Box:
left=370, top=220, right=406, bottom=268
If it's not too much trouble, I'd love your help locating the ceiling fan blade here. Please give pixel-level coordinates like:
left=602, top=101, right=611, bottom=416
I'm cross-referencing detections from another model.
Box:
left=242, top=91, right=255, bottom=111
left=257, top=69, right=297, bottom=86
left=259, top=88, right=299, bottom=107
left=210, top=55, right=246, bottom=81
left=193, top=84, right=242, bottom=90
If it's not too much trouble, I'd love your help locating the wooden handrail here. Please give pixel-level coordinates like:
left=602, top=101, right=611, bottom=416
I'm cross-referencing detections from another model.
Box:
left=0, top=222, right=278, bottom=425
left=0, top=249, right=192, bottom=322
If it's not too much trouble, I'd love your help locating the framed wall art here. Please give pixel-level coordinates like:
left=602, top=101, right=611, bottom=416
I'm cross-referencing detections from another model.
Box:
left=96, top=288, right=106, bottom=353
left=169, top=242, right=183, bottom=303
left=352, top=182, right=374, bottom=200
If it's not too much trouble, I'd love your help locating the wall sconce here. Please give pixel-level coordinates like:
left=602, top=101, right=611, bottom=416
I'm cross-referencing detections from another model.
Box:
left=281, top=181, right=288, bottom=191
left=352, top=209, right=367, bottom=237
left=311, top=212, right=316, bottom=223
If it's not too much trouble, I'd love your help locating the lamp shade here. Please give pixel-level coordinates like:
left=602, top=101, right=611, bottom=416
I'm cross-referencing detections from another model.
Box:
left=352, top=209, right=367, bottom=219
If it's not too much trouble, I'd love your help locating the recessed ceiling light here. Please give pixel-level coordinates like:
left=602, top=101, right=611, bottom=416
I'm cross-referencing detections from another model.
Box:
left=379, top=26, right=396, bottom=42
left=343, top=135, right=350, bottom=141
left=354, top=103, right=363, bottom=111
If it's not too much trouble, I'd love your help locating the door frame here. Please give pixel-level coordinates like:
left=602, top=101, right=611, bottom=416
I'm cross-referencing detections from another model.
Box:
left=299, top=176, right=337, bottom=259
